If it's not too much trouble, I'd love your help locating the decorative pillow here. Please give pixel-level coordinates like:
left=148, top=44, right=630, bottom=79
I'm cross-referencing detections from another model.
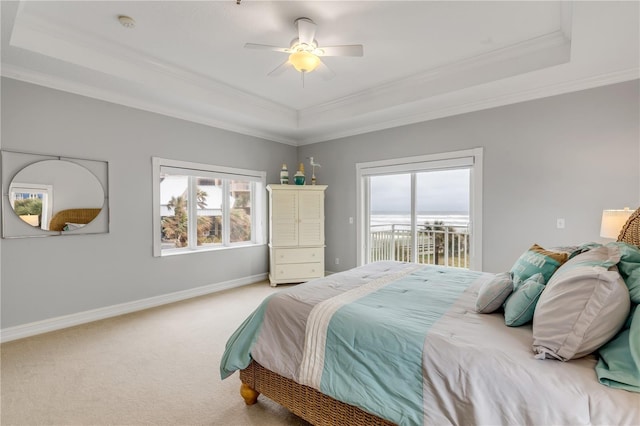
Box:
left=579, top=242, right=604, bottom=252
left=475, top=272, right=513, bottom=314
left=503, top=273, right=546, bottom=327
left=548, top=245, right=587, bottom=260
left=510, top=244, right=568, bottom=285
left=532, top=245, right=630, bottom=361
left=557, top=243, right=620, bottom=272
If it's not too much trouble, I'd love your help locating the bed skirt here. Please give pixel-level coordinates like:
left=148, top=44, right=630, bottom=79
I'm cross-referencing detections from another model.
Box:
left=239, top=361, right=395, bottom=426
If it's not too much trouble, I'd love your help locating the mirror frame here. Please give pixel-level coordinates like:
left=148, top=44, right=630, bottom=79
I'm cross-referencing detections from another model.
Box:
left=1, top=150, right=109, bottom=238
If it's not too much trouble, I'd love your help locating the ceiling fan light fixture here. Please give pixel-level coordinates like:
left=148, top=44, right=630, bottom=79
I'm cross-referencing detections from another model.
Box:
left=289, top=51, right=320, bottom=73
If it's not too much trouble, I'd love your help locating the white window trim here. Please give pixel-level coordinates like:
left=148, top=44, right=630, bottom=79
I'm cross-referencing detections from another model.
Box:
left=152, top=157, right=266, bottom=257
left=356, top=148, right=483, bottom=270
left=9, top=182, right=54, bottom=230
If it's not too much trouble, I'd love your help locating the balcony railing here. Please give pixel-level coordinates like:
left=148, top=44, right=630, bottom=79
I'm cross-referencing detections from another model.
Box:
left=369, top=224, right=470, bottom=268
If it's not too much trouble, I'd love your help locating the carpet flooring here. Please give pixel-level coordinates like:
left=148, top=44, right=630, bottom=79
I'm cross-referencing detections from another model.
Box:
left=1, top=281, right=311, bottom=425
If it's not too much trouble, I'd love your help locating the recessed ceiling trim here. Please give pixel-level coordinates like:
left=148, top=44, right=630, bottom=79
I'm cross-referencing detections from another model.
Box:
left=4, top=64, right=636, bottom=148
left=10, top=9, right=297, bottom=127
left=1, top=64, right=299, bottom=146
left=3, top=1, right=637, bottom=147
left=296, top=67, right=640, bottom=146
left=299, top=30, right=571, bottom=127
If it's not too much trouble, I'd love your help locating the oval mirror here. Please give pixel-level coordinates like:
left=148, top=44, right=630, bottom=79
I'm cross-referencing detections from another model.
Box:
left=9, top=160, right=105, bottom=232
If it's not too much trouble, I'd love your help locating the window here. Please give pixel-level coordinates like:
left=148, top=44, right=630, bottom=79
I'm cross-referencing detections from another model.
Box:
left=152, top=158, right=265, bottom=256
left=356, top=148, right=483, bottom=270
left=9, top=183, right=53, bottom=230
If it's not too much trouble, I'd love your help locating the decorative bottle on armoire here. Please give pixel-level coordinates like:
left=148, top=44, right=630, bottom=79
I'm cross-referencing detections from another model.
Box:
left=279, top=164, right=289, bottom=185
left=266, top=184, right=327, bottom=286
left=293, top=163, right=306, bottom=185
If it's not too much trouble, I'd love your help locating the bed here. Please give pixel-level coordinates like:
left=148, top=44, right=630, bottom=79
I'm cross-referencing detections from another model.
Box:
left=48, top=208, right=102, bottom=231
left=221, top=209, right=640, bottom=425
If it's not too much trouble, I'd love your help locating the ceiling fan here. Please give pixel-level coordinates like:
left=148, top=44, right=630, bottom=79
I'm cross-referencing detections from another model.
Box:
left=244, top=17, right=364, bottom=81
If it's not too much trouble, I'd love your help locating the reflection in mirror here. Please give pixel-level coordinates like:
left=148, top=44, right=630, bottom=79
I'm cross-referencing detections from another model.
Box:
left=9, top=160, right=105, bottom=232
left=10, top=182, right=53, bottom=229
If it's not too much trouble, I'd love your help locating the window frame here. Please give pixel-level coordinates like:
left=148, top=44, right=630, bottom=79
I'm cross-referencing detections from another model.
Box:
left=355, top=148, right=483, bottom=270
left=152, top=157, right=266, bottom=257
left=9, top=183, right=54, bottom=230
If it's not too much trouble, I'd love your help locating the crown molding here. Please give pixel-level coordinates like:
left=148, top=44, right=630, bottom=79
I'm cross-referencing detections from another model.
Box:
left=297, top=68, right=640, bottom=145
left=5, top=64, right=636, bottom=148
left=1, top=64, right=299, bottom=146
left=298, top=30, right=571, bottom=128
left=10, top=8, right=297, bottom=127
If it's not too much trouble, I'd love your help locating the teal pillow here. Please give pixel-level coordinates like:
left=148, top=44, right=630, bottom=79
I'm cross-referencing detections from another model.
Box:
left=510, top=244, right=568, bottom=285
left=504, top=273, right=546, bottom=327
left=607, top=242, right=640, bottom=303
left=475, top=272, right=514, bottom=314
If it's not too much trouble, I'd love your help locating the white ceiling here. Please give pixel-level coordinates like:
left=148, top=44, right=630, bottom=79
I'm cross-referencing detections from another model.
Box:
left=1, top=1, right=638, bottom=145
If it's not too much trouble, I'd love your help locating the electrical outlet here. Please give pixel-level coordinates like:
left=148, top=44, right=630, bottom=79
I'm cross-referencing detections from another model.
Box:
left=556, top=218, right=565, bottom=229
left=349, top=217, right=354, bottom=224
left=335, top=258, right=340, bottom=265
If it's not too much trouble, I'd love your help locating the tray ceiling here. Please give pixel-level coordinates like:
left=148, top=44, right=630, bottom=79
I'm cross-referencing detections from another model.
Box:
left=1, top=1, right=638, bottom=145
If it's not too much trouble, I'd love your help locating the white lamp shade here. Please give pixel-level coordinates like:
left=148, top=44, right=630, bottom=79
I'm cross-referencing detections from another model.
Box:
left=600, top=208, right=632, bottom=239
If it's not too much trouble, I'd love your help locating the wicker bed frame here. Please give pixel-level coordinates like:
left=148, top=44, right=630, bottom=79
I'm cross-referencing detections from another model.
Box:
left=239, top=361, right=394, bottom=426
left=48, top=208, right=102, bottom=231
left=618, top=207, right=640, bottom=246
left=238, top=207, right=640, bottom=426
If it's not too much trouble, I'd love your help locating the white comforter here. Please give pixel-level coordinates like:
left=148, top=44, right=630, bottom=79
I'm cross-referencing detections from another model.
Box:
left=421, top=277, right=640, bottom=425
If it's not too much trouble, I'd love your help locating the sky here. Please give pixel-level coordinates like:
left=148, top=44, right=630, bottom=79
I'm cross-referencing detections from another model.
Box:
left=370, top=168, right=470, bottom=214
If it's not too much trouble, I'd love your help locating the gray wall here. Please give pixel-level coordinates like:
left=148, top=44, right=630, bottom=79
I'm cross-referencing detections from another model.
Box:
left=2, top=77, right=639, bottom=329
left=298, top=80, right=640, bottom=274
left=0, top=78, right=296, bottom=328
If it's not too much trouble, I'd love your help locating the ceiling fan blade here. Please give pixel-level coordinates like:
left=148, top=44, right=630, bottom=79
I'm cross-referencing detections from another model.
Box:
left=244, top=43, right=290, bottom=53
left=268, top=60, right=293, bottom=77
left=296, top=18, right=317, bottom=45
left=316, top=60, right=336, bottom=81
left=318, top=45, right=364, bottom=57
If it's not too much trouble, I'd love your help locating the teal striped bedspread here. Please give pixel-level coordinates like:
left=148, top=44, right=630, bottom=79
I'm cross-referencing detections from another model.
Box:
left=220, top=260, right=640, bottom=426
left=221, top=261, right=488, bottom=425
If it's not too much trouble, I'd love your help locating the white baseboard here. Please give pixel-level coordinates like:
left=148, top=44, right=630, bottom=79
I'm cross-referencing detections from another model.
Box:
left=0, top=273, right=267, bottom=343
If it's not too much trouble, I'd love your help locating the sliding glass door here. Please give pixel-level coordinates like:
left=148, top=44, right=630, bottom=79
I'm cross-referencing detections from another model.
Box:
left=415, top=169, right=470, bottom=267
left=357, top=149, right=482, bottom=270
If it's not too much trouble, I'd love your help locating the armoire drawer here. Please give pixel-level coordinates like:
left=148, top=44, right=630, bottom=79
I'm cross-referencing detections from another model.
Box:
left=272, top=247, right=323, bottom=264
left=271, top=262, right=323, bottom=280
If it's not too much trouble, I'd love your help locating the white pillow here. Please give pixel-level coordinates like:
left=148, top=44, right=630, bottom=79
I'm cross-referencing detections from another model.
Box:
left=532, top=245, right=630, bottom=361
left=64, top=222, right=86, bottom=231
left=475, top=272, right=513, bottom=314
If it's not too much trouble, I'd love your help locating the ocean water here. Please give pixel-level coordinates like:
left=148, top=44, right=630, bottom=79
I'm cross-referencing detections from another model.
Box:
left=370, top=213, right=469, bottom=229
